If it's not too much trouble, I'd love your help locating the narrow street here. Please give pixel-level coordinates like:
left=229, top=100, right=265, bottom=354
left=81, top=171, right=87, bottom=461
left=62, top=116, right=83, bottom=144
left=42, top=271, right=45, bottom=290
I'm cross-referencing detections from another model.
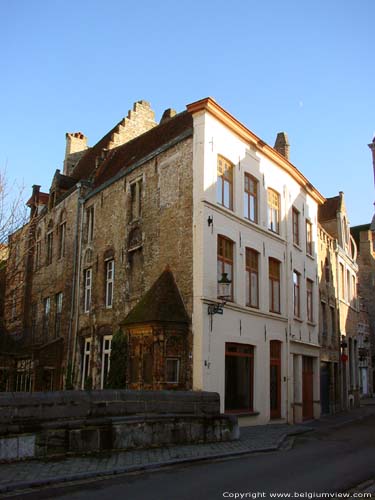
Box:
left=6, top=415, right=375, bottom=500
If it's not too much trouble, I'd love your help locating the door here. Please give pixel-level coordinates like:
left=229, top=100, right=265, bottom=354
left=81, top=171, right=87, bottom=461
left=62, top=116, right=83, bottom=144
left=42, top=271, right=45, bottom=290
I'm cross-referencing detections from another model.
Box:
left=320, top=362, right=330, bottom=415
left=302, top=356, right=314, bottom=420
left=270, top=341, right=281, bottom=419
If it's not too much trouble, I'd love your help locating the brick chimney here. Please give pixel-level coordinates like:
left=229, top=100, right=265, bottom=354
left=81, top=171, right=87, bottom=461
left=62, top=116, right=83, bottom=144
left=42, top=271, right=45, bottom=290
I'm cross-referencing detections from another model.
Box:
left=274, top=132, right=290, bottom=161
left=64, top=132, right=88, bottom=176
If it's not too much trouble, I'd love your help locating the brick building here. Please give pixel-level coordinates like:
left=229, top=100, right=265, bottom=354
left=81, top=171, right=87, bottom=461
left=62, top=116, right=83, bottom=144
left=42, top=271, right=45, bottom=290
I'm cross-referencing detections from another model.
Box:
left=2, top=97, right=363, bottom=423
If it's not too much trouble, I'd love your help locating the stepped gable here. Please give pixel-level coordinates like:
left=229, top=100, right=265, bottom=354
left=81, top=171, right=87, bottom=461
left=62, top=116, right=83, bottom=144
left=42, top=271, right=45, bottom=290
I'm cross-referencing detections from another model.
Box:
left=318, top=195, right=341, bottom=222
left=93, top=111, right=193, bottom=187
left=122, top=268, right=189, bottom=326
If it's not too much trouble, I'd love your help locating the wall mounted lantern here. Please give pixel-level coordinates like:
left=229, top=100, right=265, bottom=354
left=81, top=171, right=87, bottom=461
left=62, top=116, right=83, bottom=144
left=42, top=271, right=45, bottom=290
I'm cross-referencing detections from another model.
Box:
left=208, top=273, right=232, bottom=325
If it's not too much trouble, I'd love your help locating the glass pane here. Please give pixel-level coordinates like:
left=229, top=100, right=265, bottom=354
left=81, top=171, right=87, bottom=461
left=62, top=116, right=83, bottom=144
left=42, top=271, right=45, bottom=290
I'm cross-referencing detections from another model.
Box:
left=246, top=271, right=250, bottom=305
left=224, top=181, right=230, bottom=208
left=250, top=272, right=258, bottom=307
left=244, top=193, right=249, bottom=218
left=217, top=176, right=223, bottom=204
left=273, top=281, right=280, bottom=312
left=250, top=196, right=256, bottom=221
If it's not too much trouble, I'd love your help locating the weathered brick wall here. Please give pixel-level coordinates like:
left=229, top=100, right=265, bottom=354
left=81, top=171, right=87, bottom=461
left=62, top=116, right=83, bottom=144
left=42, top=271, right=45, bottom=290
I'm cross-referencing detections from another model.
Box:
left=76, top=137, right=194, bottom=389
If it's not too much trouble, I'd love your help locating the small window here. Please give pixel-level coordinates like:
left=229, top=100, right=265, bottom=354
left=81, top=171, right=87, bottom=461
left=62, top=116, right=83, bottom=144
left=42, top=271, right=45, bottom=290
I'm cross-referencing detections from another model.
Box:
left=340, top=263, right=345, bottom=299
left=246, top=248, right=259, bottom=308
left=306, top=279, right=313, bottom=322
left=165, top=358, right=180, bottom=383
left=217, top=235, right=234, bottom=301
left=105, top=260, right=114, bottom=308
left=55, top=292, right=63, bottom=337
left=306, top=220, right=313, bottom=255
left=217, top=156, right=233, bottom=210
left=84, top=268, right=92, bottom=313
left=86, top=206, right=94, bottom=243
left=269, top=258, right=281, bottom=313
left=244, top=174, right=258, bottom=223
left=46, top=224, right=53, bottom=265
left=59, top=221, right=66, bottom=259
left=292, top=207, right=300, bottom=246
left=267, top=189, right=280, bottom=234
left=43, top=297, right=51, bottom=341
left=321, top=301, right=327, bottom=335
left=81, top=338, right=91, bottom=389
left=130, top=178, right=143, bottom=221
left=293, top=271, right=301, bottom=318
left=101, top=335, right=112, bottom=389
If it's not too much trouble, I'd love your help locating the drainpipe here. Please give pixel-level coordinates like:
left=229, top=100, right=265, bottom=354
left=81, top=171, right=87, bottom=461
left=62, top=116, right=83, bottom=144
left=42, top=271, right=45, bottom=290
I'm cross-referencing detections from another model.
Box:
left=71, top=188, right=85, bottom=387
left=66, top=182, right=83, bottom=387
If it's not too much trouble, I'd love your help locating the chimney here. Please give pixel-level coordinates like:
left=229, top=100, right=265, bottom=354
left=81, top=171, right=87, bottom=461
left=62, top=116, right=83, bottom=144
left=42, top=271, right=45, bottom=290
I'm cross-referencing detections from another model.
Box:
left=160, top=108, right=177, bottom=124
left=274, top=132, right=290, bottom=161
left=64, top=132, right=88, bottom=176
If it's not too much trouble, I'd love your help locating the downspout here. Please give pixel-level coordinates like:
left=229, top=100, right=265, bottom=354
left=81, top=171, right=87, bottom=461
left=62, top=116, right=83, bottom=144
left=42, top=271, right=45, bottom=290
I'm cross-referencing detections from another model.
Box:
left=66, top=182, right=83, bottom=387
left=71, top=187, right=85, bottom=387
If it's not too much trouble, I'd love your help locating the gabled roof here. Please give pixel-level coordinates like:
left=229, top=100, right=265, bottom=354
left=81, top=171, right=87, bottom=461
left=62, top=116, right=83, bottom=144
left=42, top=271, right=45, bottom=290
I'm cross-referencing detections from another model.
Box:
left=122, top=268, right=189, bottom=326
left=318, top=196, right=341, bottom=222
left=93, top=111, right=193, bottom=187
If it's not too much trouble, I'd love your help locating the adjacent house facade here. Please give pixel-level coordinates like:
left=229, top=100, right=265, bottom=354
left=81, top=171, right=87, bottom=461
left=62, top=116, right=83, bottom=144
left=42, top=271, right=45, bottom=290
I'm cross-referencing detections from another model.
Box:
left=4, top=96, right=366, bottom=423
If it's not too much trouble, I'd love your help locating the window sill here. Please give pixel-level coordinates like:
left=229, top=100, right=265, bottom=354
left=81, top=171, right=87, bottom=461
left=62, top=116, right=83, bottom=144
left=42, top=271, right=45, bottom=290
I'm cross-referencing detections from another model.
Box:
left=306, top=252, right=315, bottom=261
left=307, top=321, right=316, bottom=327
left=294, top=316, right=303, bottom=323
left=225, top=410, right=260, bottom=417
left=293, top=243, right=302, bottom=252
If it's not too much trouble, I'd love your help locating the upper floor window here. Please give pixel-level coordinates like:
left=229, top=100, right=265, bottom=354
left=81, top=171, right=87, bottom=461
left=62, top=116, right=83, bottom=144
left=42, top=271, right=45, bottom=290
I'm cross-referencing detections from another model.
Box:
left=217, top=235, right=233, bottom=301
left=81, top=337, right=91, bottom=389
left=246, top=248, right=259, bottom=308
left=43, top=297, right=51, bottom=341
left=35, top=229, right=41, bottom=270
left=84, top=268, right=92, bottom=313
left=46, top=222, right=53, bottom=265
left=59, top=218, right=66, bottom=259
left=340, top=263, right=345, bottom=299
left=130, top=178, right=143, bottom=221
left=346, top=269, right=351, bottom=302
left=306, top=279, right=313, bottom=322
left=217, top=156, right=233, bottom=210
left=244, top=174, right=258, bottom=223
left=269, top=258, right=281, bottom=313
left=293, top=271, right=301, bottom=318
left=306, top=220, right=313, bottom=256
left=55, top=292, right=63, bottom=337
left=324, top=258, right=330, bottom=282
left=267, top=189, right=280, bottom=234
left=105, top=259, right=114, bottom=308
left=86, top=206, right=94, bottom=243
left=292, top=207, right=300, bottom=246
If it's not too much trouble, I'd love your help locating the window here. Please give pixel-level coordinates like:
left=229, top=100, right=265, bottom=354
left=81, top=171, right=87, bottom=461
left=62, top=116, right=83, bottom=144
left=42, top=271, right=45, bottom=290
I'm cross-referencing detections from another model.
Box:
left=321, top=302, right=327, bottom=336
left=306, top=279, right=313, bottom=322
left=31, top=303, right=37, bottom=343
left=101, top=335, right=112, bottom=389
left=244, top=174, right=258, bottom=223
left=81, top=338, right=91, bottom=389
left=130, top=178, right=143, bottom=220
left=352, top=275, right=356, bottom=306
left=217, top=236, right=233, bottom=301
left=217, top=156, right=233, bottom=210
left=105, top=259, right=114, bottom=308
left=267, top=189, right=280, bottom=234
left=86, top=206, right=94, bottom=243
left=324, top=258, right=330, bottom=282
left=306, top=220, right=313, bottom=255
left=46, top=226, right=53, bottom=265
left=246, top=248, right=259, bottom=308
left=225, top=343, right=254, bottom=412
left=165, top=358, right=180, bottom=384
left=269, top=258, right=280, bottom=313
left=346, top=269, right=351, bottom=302
left=55, top=292, right=63, bottom=337
left=330, top=306, right=336, bottom=336
left=84, top=268, right=92, bottom=312
left=292, top=207, right=300, bottom=245
left=293, top=271, right=301, bottom=318
left=59, top=221, right=66, bottom=259
left=35, top=229, right=42, bottom=270
left=43, top=297, right=51, bottom=341
left=340, top=263, right=345, bottom=299
left=15, top=359, right=33, bottom=392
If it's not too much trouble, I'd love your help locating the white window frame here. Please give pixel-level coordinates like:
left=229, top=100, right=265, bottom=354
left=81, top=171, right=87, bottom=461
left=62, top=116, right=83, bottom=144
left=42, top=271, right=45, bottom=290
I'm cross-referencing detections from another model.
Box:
left=101, top=335, right=112, bottom=389
left=81, top=338, right=91, bottom=389
left=105, top=260, right=114, bottom=308
left=165, top=358, right=180, bottom=384
left=84, top=268, right=92, bottom=313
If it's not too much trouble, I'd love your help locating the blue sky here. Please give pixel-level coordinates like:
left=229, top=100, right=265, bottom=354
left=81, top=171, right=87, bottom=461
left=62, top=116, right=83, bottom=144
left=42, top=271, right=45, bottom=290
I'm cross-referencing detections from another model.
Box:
left=1, top=0, right=374, bottom=226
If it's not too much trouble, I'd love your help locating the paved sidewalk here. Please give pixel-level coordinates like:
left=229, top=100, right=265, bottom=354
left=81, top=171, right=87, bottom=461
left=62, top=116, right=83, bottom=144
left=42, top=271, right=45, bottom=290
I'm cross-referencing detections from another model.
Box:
left=0, top=400, right=374, bottom=495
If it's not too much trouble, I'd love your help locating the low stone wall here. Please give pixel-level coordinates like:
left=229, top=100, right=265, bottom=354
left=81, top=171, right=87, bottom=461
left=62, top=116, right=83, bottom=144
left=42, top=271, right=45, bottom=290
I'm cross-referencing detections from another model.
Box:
left=0, top=390, right=238, bottom=461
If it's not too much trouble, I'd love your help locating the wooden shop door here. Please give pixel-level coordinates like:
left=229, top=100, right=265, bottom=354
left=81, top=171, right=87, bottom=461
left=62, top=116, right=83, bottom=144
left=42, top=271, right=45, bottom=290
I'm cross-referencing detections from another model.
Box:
left=270, top=341, right=281, bottom=419
left=302, top=356, right=314, bottom=420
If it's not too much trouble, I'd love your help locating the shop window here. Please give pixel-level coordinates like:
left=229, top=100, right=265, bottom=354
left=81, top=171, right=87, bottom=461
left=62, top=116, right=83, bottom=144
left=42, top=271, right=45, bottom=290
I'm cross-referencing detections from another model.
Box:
left=225, top=343, right=254, bottom=413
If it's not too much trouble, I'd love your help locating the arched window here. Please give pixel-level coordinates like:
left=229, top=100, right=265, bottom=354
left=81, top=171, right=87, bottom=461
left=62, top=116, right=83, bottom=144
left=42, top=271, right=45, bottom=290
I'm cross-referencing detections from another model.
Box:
left=59, top=211, right=66, bottom=259
left=46, top=221, right=53, bottom=265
